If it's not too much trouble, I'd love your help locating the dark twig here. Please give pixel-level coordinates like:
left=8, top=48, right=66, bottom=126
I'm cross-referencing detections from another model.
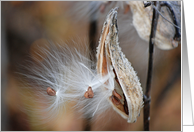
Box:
left=89, top=20, right=98, bottom=63
left=143, top=1, right=181, bottom=130
left=143, top=1, right=161, bottom=131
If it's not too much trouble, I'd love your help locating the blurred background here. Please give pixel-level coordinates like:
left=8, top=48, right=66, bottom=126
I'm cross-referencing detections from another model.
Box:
left=1, top=1, right=181, bottom=131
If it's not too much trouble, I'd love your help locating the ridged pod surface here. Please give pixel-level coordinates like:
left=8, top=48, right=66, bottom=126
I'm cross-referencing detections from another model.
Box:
left=96, top=7, right=143, bottom=123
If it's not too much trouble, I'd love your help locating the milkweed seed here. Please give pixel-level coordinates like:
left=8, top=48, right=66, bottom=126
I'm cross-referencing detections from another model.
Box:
left=113, top=89, right=122, bottom=99
left=84, top=91, right=89, bottom=98
left=84, top=86, right=94, bottom=98
left=47, top=87, right=56, bottom=96
left=111, top=95, right=121, bottom=105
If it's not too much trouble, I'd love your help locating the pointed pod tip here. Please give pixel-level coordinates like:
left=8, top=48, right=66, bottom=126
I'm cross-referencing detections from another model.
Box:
left=107, top=7, right=118, bottom=18
left=113, top=7, right=119, bottom=12
left=105, top=7, right=118, bottom=28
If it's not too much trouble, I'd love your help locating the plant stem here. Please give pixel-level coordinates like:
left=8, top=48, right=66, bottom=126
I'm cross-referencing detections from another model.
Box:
left=144, top=1, right=160, bottom=131
left=89, top=20, right=98, bottom=63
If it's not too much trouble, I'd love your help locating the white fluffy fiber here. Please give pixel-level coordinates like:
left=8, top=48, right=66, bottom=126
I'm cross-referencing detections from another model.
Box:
left=19, top=42, right=114, bottom=124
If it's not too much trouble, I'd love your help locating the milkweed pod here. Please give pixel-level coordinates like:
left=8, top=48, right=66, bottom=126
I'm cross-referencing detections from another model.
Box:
left=96, top=7, right=143, bottom=123
left=128, top=1, right=181, bottom=50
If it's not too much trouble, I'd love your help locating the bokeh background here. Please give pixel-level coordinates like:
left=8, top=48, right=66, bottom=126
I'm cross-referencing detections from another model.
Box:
left=1, top=1, right=181, bottom=131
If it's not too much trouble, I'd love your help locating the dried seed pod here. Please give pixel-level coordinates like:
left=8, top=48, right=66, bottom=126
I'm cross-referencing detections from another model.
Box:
left=96, top=7, right=143, bottom=123
left=128, top=1, right=181, bottom=50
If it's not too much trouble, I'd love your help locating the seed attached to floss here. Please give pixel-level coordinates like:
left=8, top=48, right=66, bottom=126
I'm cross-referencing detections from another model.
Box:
left=47, top=87, right=56, bottom=96
left=84, top=86, right=94, bottom=98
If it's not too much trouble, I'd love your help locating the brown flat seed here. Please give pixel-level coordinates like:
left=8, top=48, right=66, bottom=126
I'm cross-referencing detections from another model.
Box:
left=88, top=87, right=94, bottom=98
left=84, top=86, right=94, bottom=98
left=84, top=91, right=89, bottom=98
left=113, top=90, right=122, bottom=100
left=47, top=87, right=56, bottom=96
left=111, top=96, right=121, bottom=105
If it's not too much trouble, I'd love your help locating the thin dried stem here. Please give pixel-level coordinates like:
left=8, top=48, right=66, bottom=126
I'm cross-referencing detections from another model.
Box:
left=144, top=1, right=160, bottom=131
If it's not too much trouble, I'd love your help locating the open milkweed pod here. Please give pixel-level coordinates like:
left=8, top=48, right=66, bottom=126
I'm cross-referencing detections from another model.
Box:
left=128, top=1, right=181, bottom=50
left=96, top=7, right=143, bottom=123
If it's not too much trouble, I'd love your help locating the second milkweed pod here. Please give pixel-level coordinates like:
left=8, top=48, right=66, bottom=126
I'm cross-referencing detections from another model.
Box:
left=96, top=7, right=143, bottom=123
left=128, top=1, right=181, bottom=50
